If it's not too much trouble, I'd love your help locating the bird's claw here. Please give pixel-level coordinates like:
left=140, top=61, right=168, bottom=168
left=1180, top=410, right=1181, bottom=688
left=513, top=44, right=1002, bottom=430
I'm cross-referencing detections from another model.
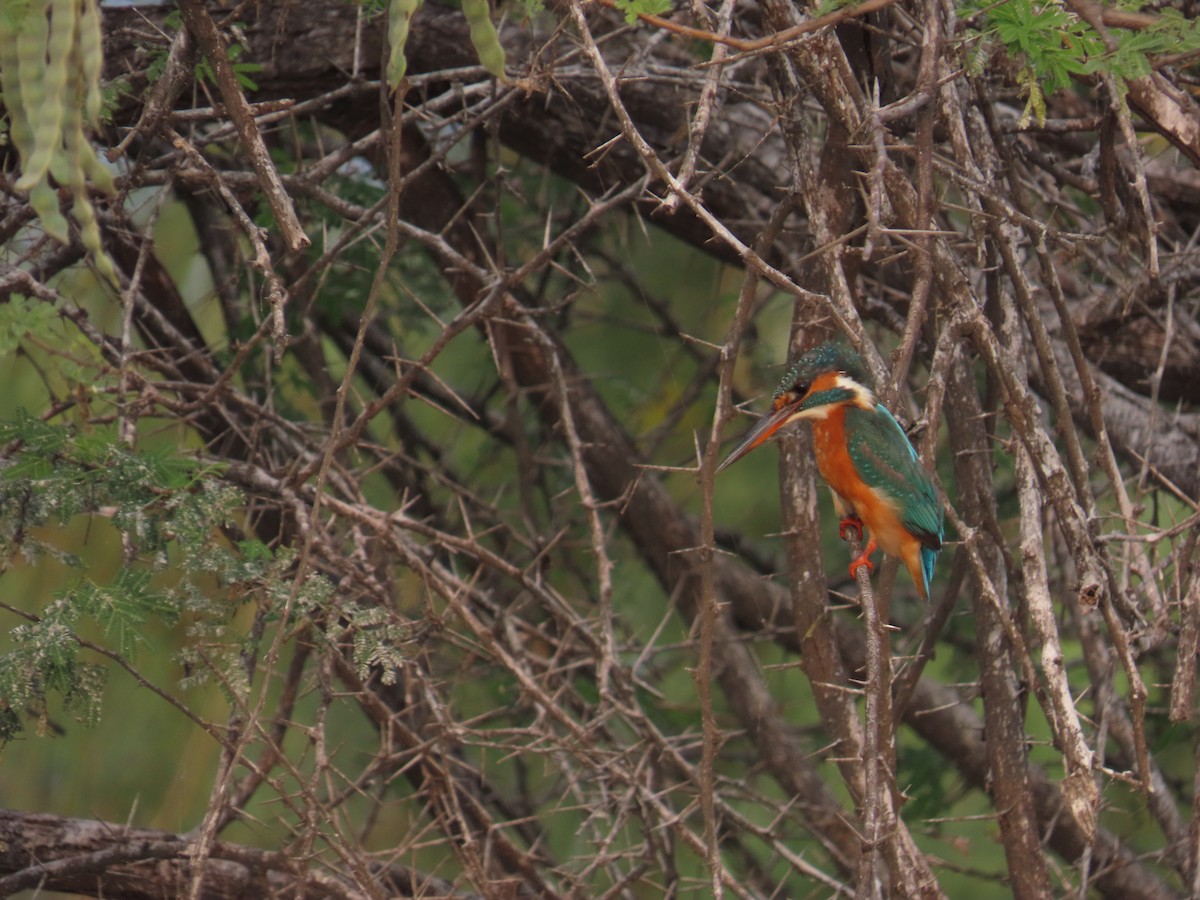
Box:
left=849, top=556, right=875, bottom=579
left=848, top=539, right=877, bottom=581
left=838, top=516, right=864, bottom=543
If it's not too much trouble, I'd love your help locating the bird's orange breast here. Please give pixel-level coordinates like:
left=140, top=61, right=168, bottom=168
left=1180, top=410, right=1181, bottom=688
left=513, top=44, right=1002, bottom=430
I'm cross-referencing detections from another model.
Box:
left=811, top=406, right=912, bottom=561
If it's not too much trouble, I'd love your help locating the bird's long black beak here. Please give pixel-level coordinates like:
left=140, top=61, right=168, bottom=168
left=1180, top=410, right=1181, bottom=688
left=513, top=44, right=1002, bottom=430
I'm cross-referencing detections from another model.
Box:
left=716, top=399, right=803, bottom=473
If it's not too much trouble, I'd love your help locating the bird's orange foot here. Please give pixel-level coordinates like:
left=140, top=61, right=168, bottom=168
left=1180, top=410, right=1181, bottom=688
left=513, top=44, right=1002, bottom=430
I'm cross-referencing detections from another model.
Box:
left=838, top=516, right=864, bottom=542
left=848, top=539, right=877, bottom=580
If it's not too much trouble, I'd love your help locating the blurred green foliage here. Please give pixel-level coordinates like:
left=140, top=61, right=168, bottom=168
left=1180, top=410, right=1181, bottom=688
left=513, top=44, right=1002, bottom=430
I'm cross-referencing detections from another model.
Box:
left=962, top=0, right=1200, bottom=126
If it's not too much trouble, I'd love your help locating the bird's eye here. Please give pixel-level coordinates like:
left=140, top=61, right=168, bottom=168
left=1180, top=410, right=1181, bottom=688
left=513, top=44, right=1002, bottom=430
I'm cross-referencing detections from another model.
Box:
left=794, top=381, right=810, bottom=396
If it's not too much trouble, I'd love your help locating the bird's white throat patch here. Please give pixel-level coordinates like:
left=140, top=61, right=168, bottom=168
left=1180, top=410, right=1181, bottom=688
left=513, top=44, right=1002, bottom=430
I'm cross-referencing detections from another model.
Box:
left=835, top=374, right=876, bottom=409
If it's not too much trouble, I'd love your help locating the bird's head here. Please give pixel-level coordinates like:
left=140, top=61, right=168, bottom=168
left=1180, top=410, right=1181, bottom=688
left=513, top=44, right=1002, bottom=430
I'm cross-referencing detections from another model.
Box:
left=717, top=341, right=875, bottom=472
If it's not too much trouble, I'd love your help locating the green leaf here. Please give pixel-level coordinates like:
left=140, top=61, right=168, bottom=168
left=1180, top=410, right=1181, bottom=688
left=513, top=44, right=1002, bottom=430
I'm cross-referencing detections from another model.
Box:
left=614, top=0, right=672, bottom=24
left=0, top=294, right=59, bottom=355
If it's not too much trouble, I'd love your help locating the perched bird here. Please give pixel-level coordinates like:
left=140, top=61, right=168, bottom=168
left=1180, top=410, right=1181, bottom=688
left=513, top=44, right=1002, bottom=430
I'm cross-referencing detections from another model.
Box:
left=718, top=341, right=943, bottom=601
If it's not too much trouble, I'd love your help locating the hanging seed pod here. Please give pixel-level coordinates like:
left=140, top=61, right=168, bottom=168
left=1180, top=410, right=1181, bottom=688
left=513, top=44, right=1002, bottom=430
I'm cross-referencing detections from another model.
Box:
left=0, top=5, right=36, bottom=162
left=76, top=0, right=102, bottom=127
left=77, top=137, right=115, bottom=195
left=61, top=40, right=116, bottom=285
left=15, top=0, right=75, bottom=191
left=12, top=0, right=51, bottom=162
left=61, top=150, right=117, bottom=285
left=385, top=0, right=424, bottom=89
left=28, top=181, right=70, bottom=243
left=67, top=41, right=115, bottom=199
left=461, top=0, right=506, bottom=81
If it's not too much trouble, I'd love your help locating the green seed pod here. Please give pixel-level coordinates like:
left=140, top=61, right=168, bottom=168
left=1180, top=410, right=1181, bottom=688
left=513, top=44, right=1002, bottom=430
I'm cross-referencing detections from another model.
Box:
left=77, top=194, right=118, bottom=286
left=77, top=0, right=102, bottom=127
left=386, top=0, right=423, bottom=89
left=0, top=3, right=36, bottom=160
left=28, top=180, right=70, bottom=242
left=15, top=0, right=75, bottom=191
left=13, top=0, right=51, bottom=157
left=78, top=137, right=115, bottom=195
left=60, top=49, right=116, bottom=285
left=60, top=45, right=111, bottom=193
left=461, top=0, right=506, bottom=81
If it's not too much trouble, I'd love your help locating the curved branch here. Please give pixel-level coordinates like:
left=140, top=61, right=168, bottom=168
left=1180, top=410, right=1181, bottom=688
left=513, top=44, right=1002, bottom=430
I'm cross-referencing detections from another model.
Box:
left=0, top=809, right=470, bottom=900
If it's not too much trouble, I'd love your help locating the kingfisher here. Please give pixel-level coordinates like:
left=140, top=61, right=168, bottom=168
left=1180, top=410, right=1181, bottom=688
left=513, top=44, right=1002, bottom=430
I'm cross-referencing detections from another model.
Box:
left=718, top=341, right=943, bottom=601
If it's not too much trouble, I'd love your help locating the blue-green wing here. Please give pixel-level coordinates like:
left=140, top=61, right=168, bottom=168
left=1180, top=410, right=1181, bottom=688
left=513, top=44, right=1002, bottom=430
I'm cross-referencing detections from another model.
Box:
left=845, top=404, right=943, bottom=549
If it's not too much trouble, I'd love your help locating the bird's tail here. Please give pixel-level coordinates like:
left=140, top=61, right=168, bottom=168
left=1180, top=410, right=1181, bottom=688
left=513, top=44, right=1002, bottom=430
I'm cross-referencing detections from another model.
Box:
left=917, top=545, right=938, bottom=602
